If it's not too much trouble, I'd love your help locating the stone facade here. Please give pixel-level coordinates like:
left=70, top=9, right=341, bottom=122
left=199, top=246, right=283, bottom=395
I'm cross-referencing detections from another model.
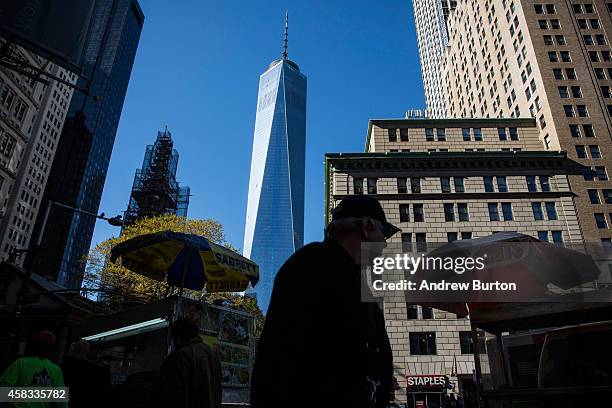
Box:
left=325, top=117, right=584, bottom=402
left=0, top=40, right=75, bottom=265
left=441, top=0, right=612, bottom=245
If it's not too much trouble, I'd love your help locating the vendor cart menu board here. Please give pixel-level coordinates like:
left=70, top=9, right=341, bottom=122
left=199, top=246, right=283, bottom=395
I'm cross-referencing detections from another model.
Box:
left=200, top=307, right=253, bottom=387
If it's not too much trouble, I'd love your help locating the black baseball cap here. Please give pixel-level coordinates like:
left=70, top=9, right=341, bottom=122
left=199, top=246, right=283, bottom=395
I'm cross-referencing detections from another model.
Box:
left=331, top=195, right=401, bottom=239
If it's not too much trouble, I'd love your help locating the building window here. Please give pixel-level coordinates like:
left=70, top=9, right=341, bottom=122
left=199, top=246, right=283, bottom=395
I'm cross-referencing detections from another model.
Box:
left=367, top=178, right=378, bottom=194
left=422, top=306, right=434, bottom=319
left=498, top=128, right=507, bottom=140
left=388, top=128, right=397, bottom=142
left=588, top=189, right=600, bottom=204
left=411, top=177, right=421, bottom=193
left=407, top=304, right=418, bottom=319
left=462, top=128, right=471, bottom=141
left=566, top=68, right=576, bottom=79
left=584, top=34, right=594, bottom=45
left=415, top=233, right=427, bottom=252
left=576, top=145, right=587, bottom=158
left=538, top=231, right=549, bottom=241
left=400, top=128, right=408, bottom=141
left=488, top=203, right=500, bottom=221
left=532, top=202, right=544, bottom=220
left=583, top=166, right=595, bottom=181
left=454, top=177, right=465, bottom=193
left=545, top=202, right=558, bottom=220
left=595, top=213, right=608, bottom=229
left=564, top=105, right=575, bottom=117
left=474, top=128, right=483, bottom=141
left=402, top=233, right=412, bottom=252
left=552, top=231, right=563, bottom=244
left=462, top=232, right=472, bottom=240
left=441, top=177, right=451, bottom=193
left=458, top=203, right=469, bottom=221
left=508, top=127, right=518, bottom=141
left=497, top=176, right=508, bottom=192
left=603, top=189, right=612, bottom=204
left=569, top=125, right=581, bottom=138
left=596, top=166, right=608, bottom=180
left=459, top=331, right=486, bottom=354
left=544, top=35, right=553, bottom=45
left=571, top=86, right=582, bottom=98
left=553, top=68, right=563, bottom=79
left=414, top=204, right=424, bottom=222
left=410, top=332, right=437, bottom=355
left=425, top=128, right=434, bottom=141
left=540, top=176, right=551, bottom=192
left=590, top=145, right=602, bottom=159
left=558, top=86, right=569, bottom=98
left=578, top=19, right=588, bottom=29
left=484, top=176, right=494, bottom=192
left=502, top=202, right=514, bottom=220
left=444, top=203, right=455, bottom=222
left=583, top=124, right=595, bottom=137
left=353, top=178, right=363, bottom=194
left=437, top=128, right=446, bottom=141
left=550, top=19, right=560, bottom=29
left=577, top=105, right=588, bottom=117
left=596, top=34, right=606, bottom=45
left=526, top=176, right=537, bottom=192
left=447, top=232, right=458, bottom=242
left=539, top=19, right=548, bottom=29
left=589, top=51, right=599, bottom=62
left=560, top=51, right=571, bottom=62
left=397, top=177, right=407, bottom=193
left=595, top=68, right=606, bottom=80
left=590, top=19, right=600, bottom=29
left=400, top=204, right=410, bottom=222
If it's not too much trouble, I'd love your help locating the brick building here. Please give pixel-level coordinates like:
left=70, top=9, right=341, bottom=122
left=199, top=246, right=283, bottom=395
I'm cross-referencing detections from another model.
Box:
left=324, top=117, right=584, bottom=405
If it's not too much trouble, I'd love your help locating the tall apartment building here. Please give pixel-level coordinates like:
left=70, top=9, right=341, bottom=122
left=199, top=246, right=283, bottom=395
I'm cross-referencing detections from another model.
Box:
left=33, top=0, right=144, bottom=289
left=0, top=41, right=75, bottom=265
left=244, top=16, right=307, bottom=313
left=412, top=0, right=457, bottom=118
left=439, top=0, right=612, bottom=246
left=325, top=117, right=584, bottom=406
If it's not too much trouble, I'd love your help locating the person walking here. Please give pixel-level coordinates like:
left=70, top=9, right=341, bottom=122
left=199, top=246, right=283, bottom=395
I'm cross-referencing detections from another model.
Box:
left=251, top=195, right=400, bottom=408
left=156, top=318, right=222, bottom=408
left=0, top=331, right=68, bottom=408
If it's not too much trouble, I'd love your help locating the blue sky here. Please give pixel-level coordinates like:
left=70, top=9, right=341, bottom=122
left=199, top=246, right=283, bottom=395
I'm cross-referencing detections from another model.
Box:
left=91, top=0, right=425, bottom=251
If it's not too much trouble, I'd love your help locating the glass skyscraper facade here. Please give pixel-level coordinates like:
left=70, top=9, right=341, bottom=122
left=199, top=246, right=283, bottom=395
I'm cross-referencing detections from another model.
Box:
left=244, top=54, right=307, bottom=312
left=31, top=0, right=144, bottom=289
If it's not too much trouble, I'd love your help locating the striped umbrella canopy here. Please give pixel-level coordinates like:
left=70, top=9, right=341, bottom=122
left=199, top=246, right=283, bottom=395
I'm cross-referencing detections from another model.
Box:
left=109, top=230, right=259, bottom=292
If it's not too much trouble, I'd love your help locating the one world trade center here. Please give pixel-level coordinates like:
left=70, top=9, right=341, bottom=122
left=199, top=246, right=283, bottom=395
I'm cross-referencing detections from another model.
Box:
left=243, top=14, right=307, bottom=312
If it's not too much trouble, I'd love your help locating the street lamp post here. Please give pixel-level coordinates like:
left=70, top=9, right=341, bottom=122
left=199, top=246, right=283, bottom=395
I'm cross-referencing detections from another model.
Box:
left=3, top=200, right=123, bottom=367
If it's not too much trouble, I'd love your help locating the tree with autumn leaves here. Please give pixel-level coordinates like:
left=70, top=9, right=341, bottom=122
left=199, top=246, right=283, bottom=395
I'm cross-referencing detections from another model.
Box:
left=83, top=214, right=264, bottom=334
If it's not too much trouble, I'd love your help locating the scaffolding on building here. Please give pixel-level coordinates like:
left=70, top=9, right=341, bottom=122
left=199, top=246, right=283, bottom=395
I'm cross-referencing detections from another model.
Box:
left=123, top=128, right=190, bottom=227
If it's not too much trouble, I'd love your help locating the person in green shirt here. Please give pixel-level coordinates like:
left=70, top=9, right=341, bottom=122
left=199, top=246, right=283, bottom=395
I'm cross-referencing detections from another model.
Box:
left=0, top=331, right=68, bottom=408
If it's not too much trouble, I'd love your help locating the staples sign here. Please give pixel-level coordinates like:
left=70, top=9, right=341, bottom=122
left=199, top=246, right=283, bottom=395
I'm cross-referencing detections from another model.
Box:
left=406, top=375, right=447, bottom=388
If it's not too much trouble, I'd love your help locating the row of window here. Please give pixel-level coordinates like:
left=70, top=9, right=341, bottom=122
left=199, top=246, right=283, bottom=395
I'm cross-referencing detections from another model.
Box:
left=398, top=202, right=537, bottom=223
left=587, top=189, right=612, bottom=204
left=594, top=213, right=612, bottom=229
left=409, top=332, right=486, bottom=356
left=400, top=229, right=564, bottom=249
left=353, top=176, right=551, bottom=195
left=387, top=128, right=522, bottom=143
left=575, top=145, right=602, bottom=159
left=582, top=166, right=608, bottom=181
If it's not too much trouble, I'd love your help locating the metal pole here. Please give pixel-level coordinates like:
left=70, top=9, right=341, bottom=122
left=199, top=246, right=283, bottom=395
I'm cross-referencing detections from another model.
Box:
left=468, top=305, right=483, bottom=408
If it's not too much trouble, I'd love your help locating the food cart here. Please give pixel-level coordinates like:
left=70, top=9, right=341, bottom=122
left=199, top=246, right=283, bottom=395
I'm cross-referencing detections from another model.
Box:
left=72, top=295, right=256, bottom=406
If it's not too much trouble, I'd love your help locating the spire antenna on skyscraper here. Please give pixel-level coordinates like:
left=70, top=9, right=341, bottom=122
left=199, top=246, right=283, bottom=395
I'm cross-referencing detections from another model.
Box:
left=282, top=11, right=288, bottom=60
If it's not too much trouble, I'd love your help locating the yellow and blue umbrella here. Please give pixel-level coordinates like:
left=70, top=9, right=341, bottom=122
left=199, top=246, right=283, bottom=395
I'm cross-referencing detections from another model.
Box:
left=109, top=230, right=259, bottom=292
